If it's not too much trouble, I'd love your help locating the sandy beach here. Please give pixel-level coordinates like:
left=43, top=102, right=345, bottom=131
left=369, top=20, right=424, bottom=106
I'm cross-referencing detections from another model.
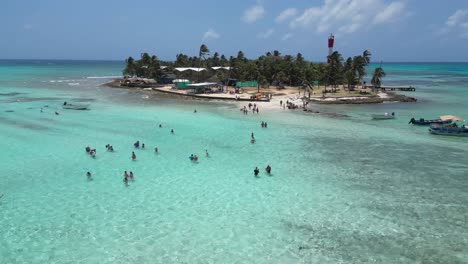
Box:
left=105, top=81, right=416, bottom=113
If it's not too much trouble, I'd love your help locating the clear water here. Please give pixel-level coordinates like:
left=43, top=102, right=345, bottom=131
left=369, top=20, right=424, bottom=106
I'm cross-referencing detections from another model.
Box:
left=1, top=60, right=467, bottom=263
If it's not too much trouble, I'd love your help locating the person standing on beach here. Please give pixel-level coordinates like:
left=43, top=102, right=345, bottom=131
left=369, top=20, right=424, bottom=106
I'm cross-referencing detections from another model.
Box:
left=280, top=100, right=283, bottom=106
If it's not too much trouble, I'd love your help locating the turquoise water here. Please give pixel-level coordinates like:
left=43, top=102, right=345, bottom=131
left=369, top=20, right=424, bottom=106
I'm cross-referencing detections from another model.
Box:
left=1, top=60, right=467, bottom=263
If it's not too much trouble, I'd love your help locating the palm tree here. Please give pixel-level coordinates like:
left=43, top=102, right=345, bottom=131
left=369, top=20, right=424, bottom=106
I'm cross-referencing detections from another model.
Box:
left=198, top=44, right=210, bottom=82
left=362, top=50, right=372, bottom=65
left=327, top=51, right=344, bottom=91
left=371, top=67, right=386, bottom=91
left=123, top=56, right=136, bottom=76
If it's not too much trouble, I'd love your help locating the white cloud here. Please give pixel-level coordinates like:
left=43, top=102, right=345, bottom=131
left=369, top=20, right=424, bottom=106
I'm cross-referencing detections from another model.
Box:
left=203, top=29, right=220, bottom=41
left=257, top=28, right=275, bottom=39
left=282, top=33, right=293, bottom=41
left=373, top=2, right=405, bottom=25
left=290, top=0, right=408, bottom=34
left=436, top=9, right=468, bottom=38
left=242, top=5, right=265, bottom=23
left=275, top=8, right=297, bottom=23
left=446, top=9, right=467, bottom=27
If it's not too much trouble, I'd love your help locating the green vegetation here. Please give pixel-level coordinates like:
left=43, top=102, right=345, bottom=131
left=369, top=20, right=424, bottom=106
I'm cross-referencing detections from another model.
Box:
left=123, top=44, right=381, bottom=89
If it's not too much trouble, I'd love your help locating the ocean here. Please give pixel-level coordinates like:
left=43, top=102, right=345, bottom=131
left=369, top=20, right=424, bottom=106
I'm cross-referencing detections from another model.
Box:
left=0, top=60, right=467, bottom=263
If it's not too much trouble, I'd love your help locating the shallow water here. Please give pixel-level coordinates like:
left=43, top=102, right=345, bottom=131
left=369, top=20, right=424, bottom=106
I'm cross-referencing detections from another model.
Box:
left=0, top=60, right=467, bottom=263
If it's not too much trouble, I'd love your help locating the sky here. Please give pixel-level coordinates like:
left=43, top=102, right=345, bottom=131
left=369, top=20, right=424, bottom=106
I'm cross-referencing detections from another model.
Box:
left=1, top=0, right=468, bottom=62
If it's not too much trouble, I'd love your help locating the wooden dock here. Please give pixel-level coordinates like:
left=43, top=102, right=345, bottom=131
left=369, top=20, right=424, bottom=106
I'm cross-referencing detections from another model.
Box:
left=366, top=85, right=416, bottom=92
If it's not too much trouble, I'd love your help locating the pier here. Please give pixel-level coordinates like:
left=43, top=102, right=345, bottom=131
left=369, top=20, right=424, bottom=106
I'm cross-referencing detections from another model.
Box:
left=365, top=85, right=416, bottom=92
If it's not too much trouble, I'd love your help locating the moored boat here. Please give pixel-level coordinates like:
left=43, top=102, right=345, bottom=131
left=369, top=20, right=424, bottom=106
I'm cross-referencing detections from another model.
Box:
left=428, top=115, right=468, bottom=136
left=62, top=101, right=90, bottom=110
left=409, top=117, right=452, bottom=125
left=372, top=112, right=395, bottom=120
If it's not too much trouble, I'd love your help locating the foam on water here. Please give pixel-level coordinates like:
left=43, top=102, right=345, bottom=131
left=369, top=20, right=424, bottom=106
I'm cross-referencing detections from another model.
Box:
left=0, top=61, right=467, bottom=263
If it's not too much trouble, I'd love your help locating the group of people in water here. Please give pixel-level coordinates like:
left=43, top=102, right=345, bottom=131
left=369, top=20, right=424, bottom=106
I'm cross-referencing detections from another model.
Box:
left=85, top=146, right=97, bottom=157
left=123, top=171, right=135, bottom=185
left=83, top=109, right=275, bottom=183
left=254, top=165, right=272, bottom=176
left=105, top=144, right=114, bottom=152
left=240, top=103, right=260, bottom=115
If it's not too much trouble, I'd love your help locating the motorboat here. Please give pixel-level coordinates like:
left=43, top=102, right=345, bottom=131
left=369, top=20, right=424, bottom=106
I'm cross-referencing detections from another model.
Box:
left=62, top=101, right=90, bottom=110
left=372, top=112, right=395, bottom=120
left=428, top=115, right=468, bottom=136
left=429, top=124, right=468, bottom=136
left=409, top=117, right=452, bottom=126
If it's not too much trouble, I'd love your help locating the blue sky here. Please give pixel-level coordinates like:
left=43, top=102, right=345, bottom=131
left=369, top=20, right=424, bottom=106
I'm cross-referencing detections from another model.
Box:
left=1, top=0, right=468, bottom=62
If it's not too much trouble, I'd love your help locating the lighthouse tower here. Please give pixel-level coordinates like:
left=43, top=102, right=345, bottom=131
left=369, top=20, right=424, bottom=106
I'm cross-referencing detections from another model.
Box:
left=327, top=34, right=334, bottom=63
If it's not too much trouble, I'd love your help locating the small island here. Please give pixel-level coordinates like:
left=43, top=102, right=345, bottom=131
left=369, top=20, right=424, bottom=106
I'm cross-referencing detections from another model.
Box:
left=107, top=43, right=417, bottom=108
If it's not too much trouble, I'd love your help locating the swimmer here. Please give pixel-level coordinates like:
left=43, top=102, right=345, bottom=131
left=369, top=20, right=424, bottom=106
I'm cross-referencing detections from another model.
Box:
left=108, top=145, right=114, bottom=152
left=159, top=124, right=162, bottom=128
left=254, top=167, right=259, bottom=176
left=154, top=146, right=158, bottom=153
left=129, top=171, right=134, bottom=181
left=142, top=143, right=145, bottom=149
left=171, top=129, right=174, bottom=134
left=251, top=132, right=254, bottom=139
left=193, top=155, right=198, bottom=161
left=134, top=140, right=140, bottom=148
left=132, top=151, right=136, bottom=160
left=124, top=171, right=129, bottom=178
left=86, top=171, right=92, bottom=179
left=265, top=165, right=271, bottom=174
left=40, top=108, right=43, bottom=113
left=123, top=176, right=128, bottom=186
left=264, top=122, right=267, bottom=128
left=85, top=146, right=91, bottom=153
left=205, top=149, right=209, bottom=157
left=261, top=121, right=264, bottom=127
left=55, top=111, right=60, bottom=115
left=189, top=154, right=194, bottom=161
left=194, top=109, right=197, bottom=113
left=250, top=138, right=256, bottom=144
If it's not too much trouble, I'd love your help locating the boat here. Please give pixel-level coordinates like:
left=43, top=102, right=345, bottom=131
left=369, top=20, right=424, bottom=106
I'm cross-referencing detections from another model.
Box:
left=62, top=101, right=90, bottom=110
left=409, top=117, right=452, bottom=125
left=371, top=112, right=395, bottom=120
left=428, top=115, right=468, bottom=136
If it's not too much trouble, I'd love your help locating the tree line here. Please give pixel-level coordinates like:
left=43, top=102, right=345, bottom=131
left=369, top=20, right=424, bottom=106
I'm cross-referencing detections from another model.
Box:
left=123, top=44, right=385, bottom=88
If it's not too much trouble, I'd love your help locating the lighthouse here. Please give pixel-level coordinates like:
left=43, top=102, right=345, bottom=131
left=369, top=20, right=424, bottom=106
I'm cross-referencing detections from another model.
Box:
left=327, top=34, right=334, bottom=63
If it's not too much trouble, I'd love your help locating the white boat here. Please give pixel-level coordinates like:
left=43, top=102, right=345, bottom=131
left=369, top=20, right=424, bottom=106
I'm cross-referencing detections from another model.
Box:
left=372, top=112, right=395, bottom=120
left=62, top=102, right=90, bottom=110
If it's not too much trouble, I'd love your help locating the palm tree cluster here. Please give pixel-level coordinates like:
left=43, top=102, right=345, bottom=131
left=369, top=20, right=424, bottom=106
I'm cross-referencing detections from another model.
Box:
left=123, top=45, right=385, bottom=88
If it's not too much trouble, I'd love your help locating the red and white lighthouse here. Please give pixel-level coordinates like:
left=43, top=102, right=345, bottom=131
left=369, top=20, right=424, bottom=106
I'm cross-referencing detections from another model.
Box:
left=327, top=34, right=334, bottom=63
